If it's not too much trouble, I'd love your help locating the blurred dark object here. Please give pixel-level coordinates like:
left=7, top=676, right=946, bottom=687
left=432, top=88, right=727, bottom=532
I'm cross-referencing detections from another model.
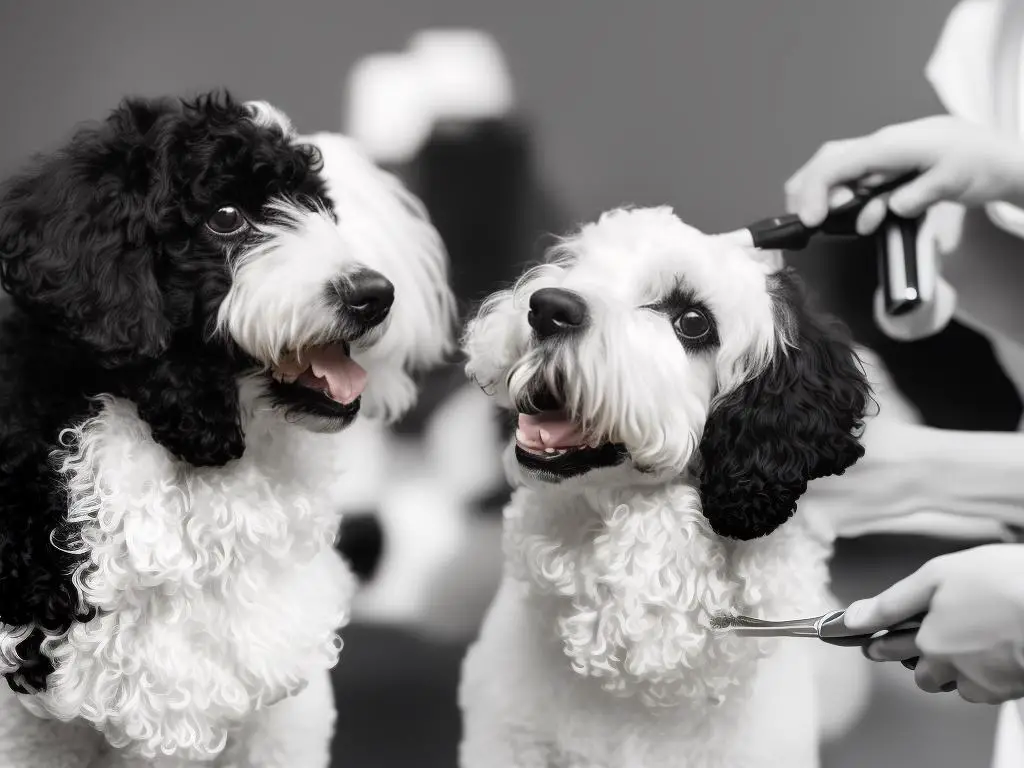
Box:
left=876, top=212, right=926, bottom=319
left=337, top=513, right=385, bottom=582
left=331, top=624, right=463, bottom=768
left=390, top=112, right=570, bottom=437
left=786, top=235, right=1023, bottom=432
left=409, top=117, right=554, bottom=315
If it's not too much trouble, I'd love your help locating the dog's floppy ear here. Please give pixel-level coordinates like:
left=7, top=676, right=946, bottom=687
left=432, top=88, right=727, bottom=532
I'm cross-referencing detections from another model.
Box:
left=0, top=97, right=176, bottom=367
left=698, top=268, right=870, bottom=540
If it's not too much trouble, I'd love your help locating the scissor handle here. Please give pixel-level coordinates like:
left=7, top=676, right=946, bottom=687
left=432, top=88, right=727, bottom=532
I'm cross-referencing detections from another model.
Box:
left=817, top=611, right=927, bottom=648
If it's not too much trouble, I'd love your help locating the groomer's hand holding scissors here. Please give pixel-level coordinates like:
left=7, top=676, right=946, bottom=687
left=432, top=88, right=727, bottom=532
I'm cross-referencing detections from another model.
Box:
left=844, top=543, right=1024, bottom=705
left=785, top=115, right=1024, bottom=234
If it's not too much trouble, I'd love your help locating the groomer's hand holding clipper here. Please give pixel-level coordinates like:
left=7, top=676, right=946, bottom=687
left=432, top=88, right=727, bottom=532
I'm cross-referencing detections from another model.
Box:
left=784, top=115, right=1024, bottom=231
left=780, top=114, right=1024, bottom=334
left=845, top=543, right=1024, bottom=705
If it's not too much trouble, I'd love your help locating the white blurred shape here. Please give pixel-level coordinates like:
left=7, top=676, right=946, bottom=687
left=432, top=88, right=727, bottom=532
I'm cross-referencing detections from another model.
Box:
left=344, top=29, right=514, bottom=164
left=811, top=641, right=874, bottom=745
left=344, top=53, right=432, bottom=165
left=407, top=29, right=515, bottom=122
left=345, top=383, right=506, bottom=641
left=993, top=700, right=1024, bottom=768
left=423, top=380, right=506, bottom=500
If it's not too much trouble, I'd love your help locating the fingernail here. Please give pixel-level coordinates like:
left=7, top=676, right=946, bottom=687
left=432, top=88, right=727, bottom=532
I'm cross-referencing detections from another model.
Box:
left=829, top=186, right=855, bottom=207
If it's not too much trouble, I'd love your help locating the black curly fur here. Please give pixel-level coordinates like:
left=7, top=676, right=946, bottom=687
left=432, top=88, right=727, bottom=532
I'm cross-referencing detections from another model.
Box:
left=698, top=267, right=871, bottom=541
left=0, top=91, right=333, bottom=692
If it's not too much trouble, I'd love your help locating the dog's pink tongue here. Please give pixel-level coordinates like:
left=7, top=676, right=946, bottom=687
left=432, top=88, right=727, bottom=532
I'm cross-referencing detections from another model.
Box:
left=305, top=344, right=367, bottom=405
left=517, top=411, right=586, bottom=449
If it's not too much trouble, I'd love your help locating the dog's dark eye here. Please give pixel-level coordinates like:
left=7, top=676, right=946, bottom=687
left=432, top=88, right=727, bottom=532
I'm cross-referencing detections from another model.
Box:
left=206, top=206, right=248, bottom=236
left=675, top=308, right=711, bottom=340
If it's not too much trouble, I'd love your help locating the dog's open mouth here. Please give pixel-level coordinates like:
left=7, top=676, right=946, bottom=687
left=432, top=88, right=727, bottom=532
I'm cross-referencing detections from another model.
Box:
left=514, top=382, right=627, bottom=478
left=270, top=341, right=366, bottom=405
left=265, top=341, right=367, bottom=424
left=516, top=411, right=601, bottom=457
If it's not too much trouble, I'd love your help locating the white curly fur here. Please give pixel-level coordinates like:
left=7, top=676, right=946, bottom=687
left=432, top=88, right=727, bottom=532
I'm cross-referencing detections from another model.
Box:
left=16, top=384, right=355, bottom=761
left=243, top=100, right=296, bottom=139
left=0, top=624, right=30, bottom=676
left=461, top=484, right=834, bottom=767
left=458, top=208, right=854, bottom=768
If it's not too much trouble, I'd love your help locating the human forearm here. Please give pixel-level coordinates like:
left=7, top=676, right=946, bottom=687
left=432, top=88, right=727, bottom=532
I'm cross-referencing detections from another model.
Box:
left=808, top=418, right=1024, bottom=540
left=911, top=423, right=1024, bottom=526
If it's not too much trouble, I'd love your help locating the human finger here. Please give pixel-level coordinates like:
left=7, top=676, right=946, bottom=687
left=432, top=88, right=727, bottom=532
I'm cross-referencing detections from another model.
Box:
left=843, top=562, right=941, bottom=632
left=888, top=167, right=966, bottom=218
left=956, top=675, right=1001, bottom=705
left=856, top=196, right=889, bottom=235
left=914, top=657, right=958, bottom=694
left=791, top=138, right=926, bottom=225
left=863, top=630, right=919, bottom=663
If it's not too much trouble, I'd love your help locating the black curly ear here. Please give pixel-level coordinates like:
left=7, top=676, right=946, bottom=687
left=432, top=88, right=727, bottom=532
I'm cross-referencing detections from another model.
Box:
left=0, top=98, right=176, bottom=367
left=126, top=345, right=247, bottom=467
left=698, top=268, right=871, bottom=540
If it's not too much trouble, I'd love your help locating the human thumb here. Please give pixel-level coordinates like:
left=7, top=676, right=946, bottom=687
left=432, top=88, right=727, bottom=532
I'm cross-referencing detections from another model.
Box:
left=843, top=563, right=941, bottom=632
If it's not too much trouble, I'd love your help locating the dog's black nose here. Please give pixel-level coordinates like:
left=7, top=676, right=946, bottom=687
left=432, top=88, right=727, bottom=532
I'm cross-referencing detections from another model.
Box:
left=528, top=288, right=588, bottom=339
left=337, top=270, right=395, bottom=326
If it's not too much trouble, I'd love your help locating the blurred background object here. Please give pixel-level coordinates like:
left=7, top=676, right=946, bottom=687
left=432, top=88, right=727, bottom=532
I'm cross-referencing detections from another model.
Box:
left=1, top=2, right=1020, bottom=766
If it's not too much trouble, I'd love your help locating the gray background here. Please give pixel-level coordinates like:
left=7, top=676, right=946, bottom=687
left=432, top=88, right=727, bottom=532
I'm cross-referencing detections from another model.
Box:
left=0, top=0, right=952, bottom=229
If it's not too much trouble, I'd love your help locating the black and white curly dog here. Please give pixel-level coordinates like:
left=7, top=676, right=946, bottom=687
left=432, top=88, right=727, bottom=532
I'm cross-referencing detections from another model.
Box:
left=458, top=208, right=870, bottom=767
left=0, top=92, right=454, bottom=766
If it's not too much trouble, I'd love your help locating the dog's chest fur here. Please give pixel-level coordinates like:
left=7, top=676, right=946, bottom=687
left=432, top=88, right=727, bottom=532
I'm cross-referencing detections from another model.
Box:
left=501, top=481, right=832, bottom=709
left=20, top=387, right=356, bottom=760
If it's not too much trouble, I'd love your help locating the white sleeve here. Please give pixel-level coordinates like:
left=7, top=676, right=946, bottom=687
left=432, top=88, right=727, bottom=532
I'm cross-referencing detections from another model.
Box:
left=928, top=0, right=1024, bottom=240
left=925, top=0, right=999, bottom=124
left=874, top=0, right=1003, bottom=340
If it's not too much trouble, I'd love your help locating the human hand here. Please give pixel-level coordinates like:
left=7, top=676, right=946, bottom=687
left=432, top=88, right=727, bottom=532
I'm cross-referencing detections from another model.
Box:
left=844, top=544, right=1024, bottom=705
left=785, top=115, right=1024, bottom=234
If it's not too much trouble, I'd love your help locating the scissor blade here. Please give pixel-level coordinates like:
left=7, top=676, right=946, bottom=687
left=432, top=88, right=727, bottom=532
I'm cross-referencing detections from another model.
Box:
left=711, top=613, right=823, bottom=638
